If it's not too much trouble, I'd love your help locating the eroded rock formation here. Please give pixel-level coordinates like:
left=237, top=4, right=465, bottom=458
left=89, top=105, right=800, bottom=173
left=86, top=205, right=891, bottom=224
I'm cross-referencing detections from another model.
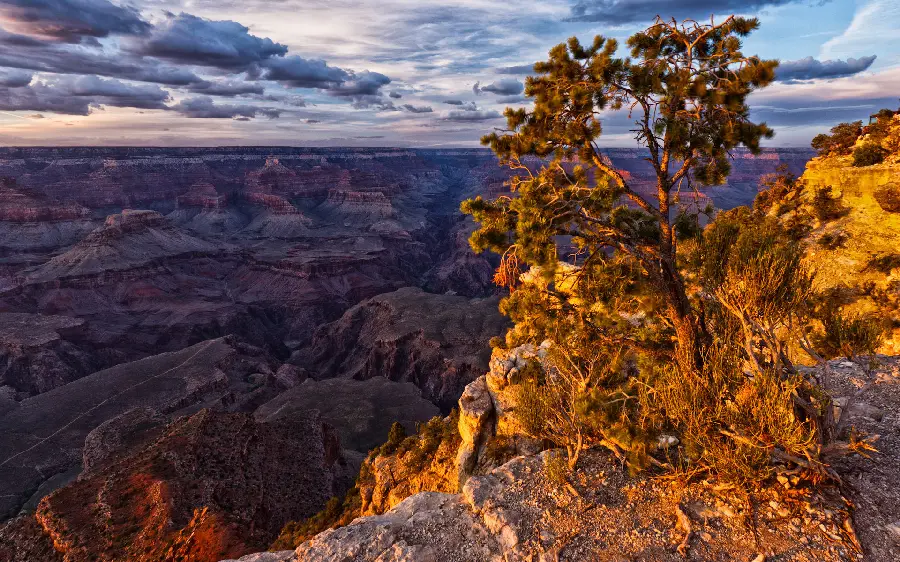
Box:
left=295, top=287, right=508, bottom=410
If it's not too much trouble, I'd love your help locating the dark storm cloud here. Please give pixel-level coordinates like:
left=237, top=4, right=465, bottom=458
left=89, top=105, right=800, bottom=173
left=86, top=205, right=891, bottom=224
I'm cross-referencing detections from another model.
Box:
left=187, top=79, right=265, bottom=97
left=0, top=68, right=32, bottom=87
left=0, top=37, right=202, bottom=85
left=261, top=55, right=349, bottom=88
left=326, top=70, right=391, bottom=97
left=567, top=1, right=806, bottom=24
left=473, top=78, right=524, bottom=96
left=776, top=55, right=877, bottom=82
left=401, top=104, right=433, bottom=113
left=325, top=70, right=395, bottom=110
left=0, top=0, right=150, bottom=43
left=172, top=96, right=280, bottom=119
left=495, top=64, right=536, bottom=74
left=132, top=13, right=288, bottom=69
left=389, top=91, right=402, bottom=99
left=0, top=75, right=170, bottom=114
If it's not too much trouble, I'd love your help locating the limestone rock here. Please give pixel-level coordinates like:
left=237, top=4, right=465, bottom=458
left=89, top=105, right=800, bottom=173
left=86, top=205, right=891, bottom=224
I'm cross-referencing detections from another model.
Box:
left=294, top=492, right=500, bottom=562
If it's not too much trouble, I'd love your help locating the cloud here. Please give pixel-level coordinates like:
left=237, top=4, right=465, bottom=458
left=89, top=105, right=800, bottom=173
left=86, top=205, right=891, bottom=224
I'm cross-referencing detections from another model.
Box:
left=389, top=91, right=402, bottom=99
left=324, top=70, right=395, bottom=110
left=349, top=95, right=396, bottom=111
left=0, top=75, right=171, bottom=114
left=777, top=56, right=877, bottom=81
left=0, top=0, right=150, bottom=43
left=131, top=12, right=288, bottom=70
left=495, top=64, right=535, bottom=74
left=0, top=68, right=32, bottom=87
left=820, top=0, right=900, bottom=59
left=445, top=109, right=502, bottom=121
left=443, top=99, right=464, bottom=105
left=254, top=92, right=307, bottom=107
left=326, top=70, right=391, bottom=97
left=172, top=95, right=279, bottom=119
left=401, top=104, right=433, bottom=113
left=473, top=78, right=523, bottom=96
left=567, top=1, right=803, bottom=25
left=0, top=37, right=203, bottom=85
left=261, top=55, right=349, bottom=88
left=187, top=79, right=265, bottom=97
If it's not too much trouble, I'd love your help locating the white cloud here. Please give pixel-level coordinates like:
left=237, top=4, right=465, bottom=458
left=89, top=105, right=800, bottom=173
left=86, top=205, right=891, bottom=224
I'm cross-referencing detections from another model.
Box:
left=820, top=0, right=900, bottom=63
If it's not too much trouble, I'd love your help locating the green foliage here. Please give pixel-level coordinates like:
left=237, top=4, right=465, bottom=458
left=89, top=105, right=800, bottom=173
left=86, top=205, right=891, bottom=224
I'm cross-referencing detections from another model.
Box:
left=374, top=422, right=407, bottom=457
left=543, top=450, right=571, bottom=486
left=392, top=411, right=461, bottom=473
left=852, top=142, right=888, bottom=167
left=810, top=121, right=862, bottom=157
left=654, top=346, right=820, bottom=484
left=866, top=108, right=897, bottom=143
left=874, top=183, right=900, bottom=213
left=754, top=165, right=804, bottom=216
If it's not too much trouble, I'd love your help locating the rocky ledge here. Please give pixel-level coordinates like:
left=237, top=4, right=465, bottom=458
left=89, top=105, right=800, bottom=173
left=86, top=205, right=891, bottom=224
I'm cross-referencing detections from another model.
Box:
left=232, top=351, right=900, bottom=562
left=235, top=448, right=857, bottom=562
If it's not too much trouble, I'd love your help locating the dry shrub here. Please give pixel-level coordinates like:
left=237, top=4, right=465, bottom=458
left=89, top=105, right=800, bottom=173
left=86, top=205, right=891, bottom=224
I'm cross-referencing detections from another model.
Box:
left=811, top=186, right=847, bottom=221
left=874, top=183, right=900, bottom=213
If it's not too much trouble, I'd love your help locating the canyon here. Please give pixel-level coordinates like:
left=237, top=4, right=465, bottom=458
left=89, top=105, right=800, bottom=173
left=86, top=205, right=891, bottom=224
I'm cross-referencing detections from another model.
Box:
left=0, top=146, right=816, bottom=560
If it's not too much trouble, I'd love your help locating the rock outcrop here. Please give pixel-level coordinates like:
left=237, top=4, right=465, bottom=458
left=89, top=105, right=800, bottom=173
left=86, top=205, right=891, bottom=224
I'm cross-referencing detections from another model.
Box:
left=296, top=287, right=507, bottom=410
left=23, top=409, right=353, bottom=562
left=792, top=158, right=900, bottom=352
left=0, top=337, right=283, bottom=519
left=255, top=377, right=439, bottom=454
left=0, top=313, right=95, bottom=396
left=23, top=210, right=224, bottom=285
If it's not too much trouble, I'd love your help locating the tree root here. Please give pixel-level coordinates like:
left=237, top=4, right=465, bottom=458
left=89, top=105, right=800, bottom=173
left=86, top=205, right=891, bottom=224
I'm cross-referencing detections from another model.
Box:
left=675, top=503, right=693, bottom=557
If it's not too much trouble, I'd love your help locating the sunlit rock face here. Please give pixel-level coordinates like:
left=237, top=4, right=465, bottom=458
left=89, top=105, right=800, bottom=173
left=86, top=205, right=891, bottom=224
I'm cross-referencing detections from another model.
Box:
left=791, top=156, right=900, bottom=352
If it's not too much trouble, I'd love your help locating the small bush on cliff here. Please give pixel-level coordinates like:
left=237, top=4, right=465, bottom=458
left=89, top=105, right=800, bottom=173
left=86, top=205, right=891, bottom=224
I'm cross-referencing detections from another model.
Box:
left=811, top=186, right=847, bottom=221
left=874, top=183, right=900, bottom=213
left=811, top=121, right=862, bottom=157
left=852, top=142, right=888, bottom=167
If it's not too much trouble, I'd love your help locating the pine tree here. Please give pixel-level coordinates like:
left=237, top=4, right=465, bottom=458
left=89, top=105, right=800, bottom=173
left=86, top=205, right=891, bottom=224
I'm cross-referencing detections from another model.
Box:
left=464, top=15, right=777, bottom=379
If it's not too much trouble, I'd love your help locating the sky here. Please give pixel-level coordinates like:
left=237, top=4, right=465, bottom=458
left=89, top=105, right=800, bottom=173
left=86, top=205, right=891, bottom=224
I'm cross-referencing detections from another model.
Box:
left=0, top=0, right=897, bottom=147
